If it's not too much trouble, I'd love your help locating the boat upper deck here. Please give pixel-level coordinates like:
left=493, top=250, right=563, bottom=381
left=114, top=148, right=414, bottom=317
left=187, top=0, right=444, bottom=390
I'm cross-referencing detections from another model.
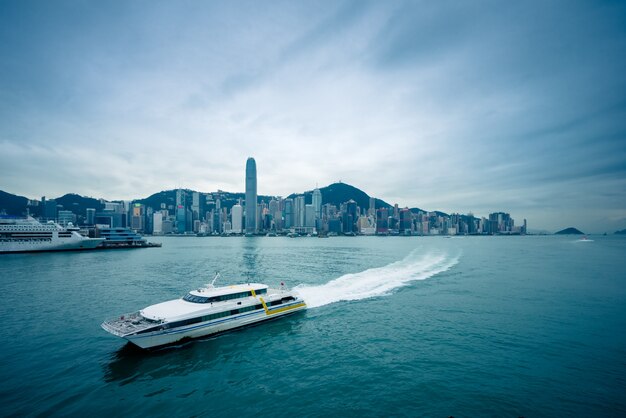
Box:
left=139, top=284, right=291, bottom=322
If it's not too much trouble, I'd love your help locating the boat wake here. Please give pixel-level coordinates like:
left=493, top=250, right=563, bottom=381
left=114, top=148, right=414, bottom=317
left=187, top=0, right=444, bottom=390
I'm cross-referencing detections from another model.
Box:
left=295, top=250, right=460, bottom=309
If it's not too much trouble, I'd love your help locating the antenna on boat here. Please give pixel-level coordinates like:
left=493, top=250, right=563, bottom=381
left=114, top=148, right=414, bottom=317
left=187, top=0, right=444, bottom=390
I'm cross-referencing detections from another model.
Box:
left=209, top=271, right=220, bottom=288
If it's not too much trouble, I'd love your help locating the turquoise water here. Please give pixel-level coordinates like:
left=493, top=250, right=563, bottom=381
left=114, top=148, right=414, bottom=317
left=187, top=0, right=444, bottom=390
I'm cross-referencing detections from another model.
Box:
left=1, top=235, right=625, bottom=416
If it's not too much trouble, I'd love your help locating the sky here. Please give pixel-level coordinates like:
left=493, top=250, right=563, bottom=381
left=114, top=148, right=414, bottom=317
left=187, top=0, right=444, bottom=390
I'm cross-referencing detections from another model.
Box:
left=1, top=0, right=625, bottom=233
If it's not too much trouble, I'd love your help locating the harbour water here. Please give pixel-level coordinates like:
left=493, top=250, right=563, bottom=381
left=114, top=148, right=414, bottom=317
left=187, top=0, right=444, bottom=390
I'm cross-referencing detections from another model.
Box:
left=1, top=235, right=625, bottom=416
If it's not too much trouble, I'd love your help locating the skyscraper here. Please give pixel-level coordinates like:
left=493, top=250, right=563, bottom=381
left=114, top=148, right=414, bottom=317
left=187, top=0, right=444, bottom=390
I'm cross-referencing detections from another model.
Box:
left=245, top=157, right=257, bottom=234
left=312, top=188, right=322, bottom=220
left=232, top=204, right=243, bottom=234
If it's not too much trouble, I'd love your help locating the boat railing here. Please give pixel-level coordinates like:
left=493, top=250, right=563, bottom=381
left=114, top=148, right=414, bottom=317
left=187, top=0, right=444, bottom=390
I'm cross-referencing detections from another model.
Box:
left=101, top=311, right=160, bottom=337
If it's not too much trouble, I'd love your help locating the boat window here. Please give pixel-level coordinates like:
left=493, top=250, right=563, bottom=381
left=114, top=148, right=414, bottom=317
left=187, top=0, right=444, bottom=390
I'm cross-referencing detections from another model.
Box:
left=168, top=316, right=202, bottom=329
left=184, top=289, right=260, bottom=304
left=183, top=293, right=210, bottom=303
left=201, top=310, right=231, bottom=322
left=256, top=288, right=267, bottom=295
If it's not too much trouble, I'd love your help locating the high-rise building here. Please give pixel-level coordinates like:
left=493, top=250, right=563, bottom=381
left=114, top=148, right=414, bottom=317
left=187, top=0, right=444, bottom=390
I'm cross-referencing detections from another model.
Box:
left=192, top=192, right=200, bottom=221
left=131, top=203, right=145, bottom=232
left=295, top=195, right=305, bottom=227
left=86, top=208, right=96, bottom=225
left=176, top=205, right=186, bottom=233
left=284, top=198, right=294, bottom=228
left=231, top=204, right=243, bottom=234
left=43, top=198, right=58, bottom=221
left=245, top=157, right=257, bottom=234
left=344, top=200, right=358, bottom=233
left=305, top=204, right=316, bottom=228
left=153, top=212, right=163, bottom=234
left=312, top=188, right=322, bottom=221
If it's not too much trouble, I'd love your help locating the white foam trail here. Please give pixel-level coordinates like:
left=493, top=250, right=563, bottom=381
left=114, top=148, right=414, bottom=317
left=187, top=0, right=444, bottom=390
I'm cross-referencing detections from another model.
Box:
left=295, top=250, right=459, bottom=309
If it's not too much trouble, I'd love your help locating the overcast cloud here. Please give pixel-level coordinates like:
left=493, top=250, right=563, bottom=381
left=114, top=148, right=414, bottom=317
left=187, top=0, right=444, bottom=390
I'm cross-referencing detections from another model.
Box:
left=1, top=0, right=625, bottom=233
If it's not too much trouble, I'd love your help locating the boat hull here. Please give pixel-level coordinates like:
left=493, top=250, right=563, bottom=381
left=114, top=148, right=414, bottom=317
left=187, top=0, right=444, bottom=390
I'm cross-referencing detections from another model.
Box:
left=117, top=301, right=306, bottom=349
left=0, top=237, right=104, bottom=253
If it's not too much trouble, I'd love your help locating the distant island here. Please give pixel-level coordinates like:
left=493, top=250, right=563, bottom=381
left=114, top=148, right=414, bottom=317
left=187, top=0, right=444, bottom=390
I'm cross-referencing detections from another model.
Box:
left=555, top=227, right=584, bottom=235
left=615, top=229, right=626, bottom=235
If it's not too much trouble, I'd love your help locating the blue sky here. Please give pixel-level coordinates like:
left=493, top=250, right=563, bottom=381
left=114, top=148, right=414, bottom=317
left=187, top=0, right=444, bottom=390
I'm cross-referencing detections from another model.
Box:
left=1, top=0, right=625, bottom=233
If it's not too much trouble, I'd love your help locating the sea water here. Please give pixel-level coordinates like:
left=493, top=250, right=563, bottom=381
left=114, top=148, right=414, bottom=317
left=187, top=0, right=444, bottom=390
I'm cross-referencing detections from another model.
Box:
left=0, top=235, right=625, bottom=416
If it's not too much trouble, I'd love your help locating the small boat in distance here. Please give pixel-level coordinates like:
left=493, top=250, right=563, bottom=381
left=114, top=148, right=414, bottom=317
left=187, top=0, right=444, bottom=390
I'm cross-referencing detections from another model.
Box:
left=101, top=274, right=306, bottom=349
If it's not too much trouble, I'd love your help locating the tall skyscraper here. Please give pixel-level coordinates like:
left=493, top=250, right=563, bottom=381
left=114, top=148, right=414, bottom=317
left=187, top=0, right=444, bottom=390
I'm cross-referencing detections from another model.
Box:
left=295, top=195, right=305, bottom=227
left=245, top=157, right=257, bottom=233
left=312, top=188, right=322, bottom=220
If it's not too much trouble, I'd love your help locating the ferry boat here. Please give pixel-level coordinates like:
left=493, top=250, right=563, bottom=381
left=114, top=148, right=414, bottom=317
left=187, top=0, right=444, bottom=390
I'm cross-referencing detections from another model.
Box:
left=0, top=216, right=104, bottom=253
left=101, top=275, right=307, bottom=349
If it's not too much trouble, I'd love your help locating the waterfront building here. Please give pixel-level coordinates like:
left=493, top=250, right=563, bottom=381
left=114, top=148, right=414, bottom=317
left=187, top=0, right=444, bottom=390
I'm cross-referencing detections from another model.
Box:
left=231, top=204, right=243, bottom=234
left=312, top=188, right=322, bottom=220
left=343, top=200, right=358, bottom=233
left=245, top=158, right=257, bottom=234
left=284, top=198, right=294, bottom=229
left=153, top=212, right=163, bottom=234
left=131, top=203, right=145, bottom=232
left=86, top=208, right=96, bottom=225
left=305, top=204, right=315, bottom=228
left=328, top=218, right=342, bottom=234
left=161, top=219, right=173, bottom=234
left=376, top=208, right=389, bottom=234
left=399, top=208, right=412, bottom=234
left=58, top=210, right=75, bottom=227
left=295, top=195, right=305, bottom=227
left=43, top=198, right=58, bottom=221
left=192, top=192, right=200, bottom=221
left=176, top=205, right=186, bottom=233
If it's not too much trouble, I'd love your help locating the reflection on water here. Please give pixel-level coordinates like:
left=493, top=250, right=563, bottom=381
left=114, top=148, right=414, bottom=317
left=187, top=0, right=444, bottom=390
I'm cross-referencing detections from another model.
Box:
left=103, top=311, right=306, bottom=383
left=240, top=238, right=262, bottom=276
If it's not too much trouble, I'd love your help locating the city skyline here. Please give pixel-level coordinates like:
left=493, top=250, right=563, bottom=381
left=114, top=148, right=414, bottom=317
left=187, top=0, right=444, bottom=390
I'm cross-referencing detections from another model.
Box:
left=1, top=1, right=625, bottom=234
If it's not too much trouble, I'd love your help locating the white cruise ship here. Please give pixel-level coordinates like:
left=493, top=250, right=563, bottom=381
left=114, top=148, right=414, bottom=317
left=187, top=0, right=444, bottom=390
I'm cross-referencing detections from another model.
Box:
left=102, top=276, right=307, bottom=349
left=0, top=216, right=104, bottom=253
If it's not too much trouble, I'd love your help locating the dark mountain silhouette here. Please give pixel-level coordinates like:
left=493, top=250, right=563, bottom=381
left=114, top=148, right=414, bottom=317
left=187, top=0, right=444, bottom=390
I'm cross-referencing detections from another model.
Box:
left=55, top=193, right=104, bottom=215
left=555, top=227, right=584, bottom=235
left=614, top=229, right=626, bottom=235
left=289, top=182, right=391, bottom=211
left=0, top=190, right=29, bottom=216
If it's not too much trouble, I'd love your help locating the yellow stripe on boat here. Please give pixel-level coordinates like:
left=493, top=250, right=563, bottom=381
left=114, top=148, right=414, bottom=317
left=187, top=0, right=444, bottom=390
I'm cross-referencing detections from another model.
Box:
left=259, top=297, right=269, bottom=314
left=266, top=302, right=306, bottom=315
left=250, top=288, right=257, bottom=297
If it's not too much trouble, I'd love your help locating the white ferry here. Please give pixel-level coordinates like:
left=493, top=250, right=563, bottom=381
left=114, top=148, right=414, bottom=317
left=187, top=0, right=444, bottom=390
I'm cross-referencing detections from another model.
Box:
left=0, top=216, right=104, bottom=253
left=101, top=276, right=307, bottom=349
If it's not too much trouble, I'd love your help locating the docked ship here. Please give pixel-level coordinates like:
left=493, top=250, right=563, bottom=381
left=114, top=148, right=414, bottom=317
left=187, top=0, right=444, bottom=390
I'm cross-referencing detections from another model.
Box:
left=101, top=275, right=307, bottom=349
left=0, top=216, right=104, bottom=253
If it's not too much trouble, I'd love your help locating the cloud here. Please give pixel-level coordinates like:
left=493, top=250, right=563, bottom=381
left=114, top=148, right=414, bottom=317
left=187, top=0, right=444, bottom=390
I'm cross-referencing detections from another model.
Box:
left=1, top=0, right=625, bottom=232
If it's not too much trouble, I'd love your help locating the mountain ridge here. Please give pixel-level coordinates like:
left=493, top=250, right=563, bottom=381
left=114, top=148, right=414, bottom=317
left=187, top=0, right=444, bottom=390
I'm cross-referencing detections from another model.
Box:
left=1, top=183, right=450, bottom=218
